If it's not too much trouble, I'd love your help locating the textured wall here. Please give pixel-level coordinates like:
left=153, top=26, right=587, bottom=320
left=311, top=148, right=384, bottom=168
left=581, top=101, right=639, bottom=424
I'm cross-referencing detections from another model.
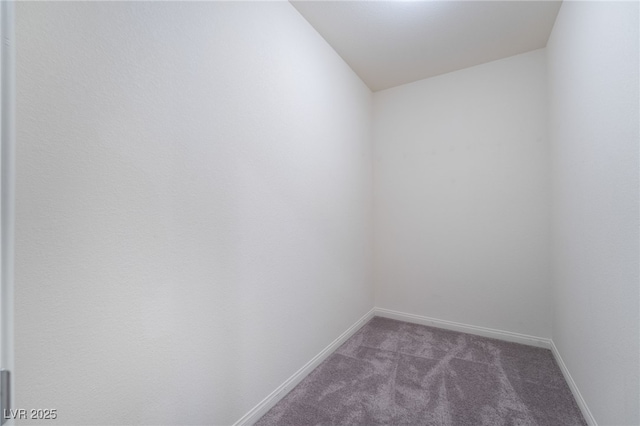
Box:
left=373, top=50, right=552, bottom=338
left=15, top=2, right=373, bottom=424
left=547, top=2, right=640, bottom=424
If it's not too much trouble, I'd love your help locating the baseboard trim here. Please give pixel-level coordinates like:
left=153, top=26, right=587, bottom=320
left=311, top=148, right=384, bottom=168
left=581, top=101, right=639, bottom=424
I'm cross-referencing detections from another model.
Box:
left=234, top=306, right=596, bottom=426
left=233, top=308, right=376, bottom=426
left=374, top=307, right=552, bottom=349
left=549, top=340, right=597, bottom=426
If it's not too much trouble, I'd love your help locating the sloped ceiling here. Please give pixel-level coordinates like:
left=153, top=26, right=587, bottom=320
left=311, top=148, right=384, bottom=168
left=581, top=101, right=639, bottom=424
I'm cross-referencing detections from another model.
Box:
left=291, top=1, right=562, bottom=91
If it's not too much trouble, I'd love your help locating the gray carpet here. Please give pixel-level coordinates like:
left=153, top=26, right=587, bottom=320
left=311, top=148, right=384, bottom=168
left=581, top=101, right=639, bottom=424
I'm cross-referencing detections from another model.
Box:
left=256, top=317, right=587, bottom=426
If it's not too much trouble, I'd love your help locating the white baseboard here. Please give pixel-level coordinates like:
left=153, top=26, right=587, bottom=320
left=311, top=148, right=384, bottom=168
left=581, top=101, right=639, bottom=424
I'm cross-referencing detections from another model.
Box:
left=374, top=307, right=552, bottom=349
left=234, top=306, right=596, bottom=426
left=549, top=341, right=598, bottom=426
left=233, top=308, right=375, bottom=426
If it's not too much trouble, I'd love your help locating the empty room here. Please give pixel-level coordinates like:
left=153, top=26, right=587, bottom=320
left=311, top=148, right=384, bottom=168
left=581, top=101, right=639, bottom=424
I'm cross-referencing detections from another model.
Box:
left=0, top=0, right=637, bottom=425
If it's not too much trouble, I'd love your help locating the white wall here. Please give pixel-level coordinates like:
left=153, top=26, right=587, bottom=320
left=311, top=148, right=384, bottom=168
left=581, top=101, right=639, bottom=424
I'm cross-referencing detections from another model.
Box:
left=15, top=2, right=373, bottom=424
left=547, top=2, right=639, bottom=424
left=373, top=50, right=552, bottom=338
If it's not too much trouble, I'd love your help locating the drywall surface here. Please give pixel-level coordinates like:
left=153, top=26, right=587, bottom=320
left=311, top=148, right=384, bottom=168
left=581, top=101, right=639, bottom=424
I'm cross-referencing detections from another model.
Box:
left=547, top=2, right=639, bottom=424
left=373, top=50, right=552, bottom=338
left=16, top=2, right=373, bottom=424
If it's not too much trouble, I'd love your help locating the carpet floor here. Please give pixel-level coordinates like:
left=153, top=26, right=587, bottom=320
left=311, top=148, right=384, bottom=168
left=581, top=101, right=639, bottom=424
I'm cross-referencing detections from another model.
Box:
left=256, top=317, right=587, bottom=426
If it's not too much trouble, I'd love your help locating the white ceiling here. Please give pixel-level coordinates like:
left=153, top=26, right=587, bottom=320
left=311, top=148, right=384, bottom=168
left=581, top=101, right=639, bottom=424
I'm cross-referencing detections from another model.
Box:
left=291, top=1, right=562, bottom=91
